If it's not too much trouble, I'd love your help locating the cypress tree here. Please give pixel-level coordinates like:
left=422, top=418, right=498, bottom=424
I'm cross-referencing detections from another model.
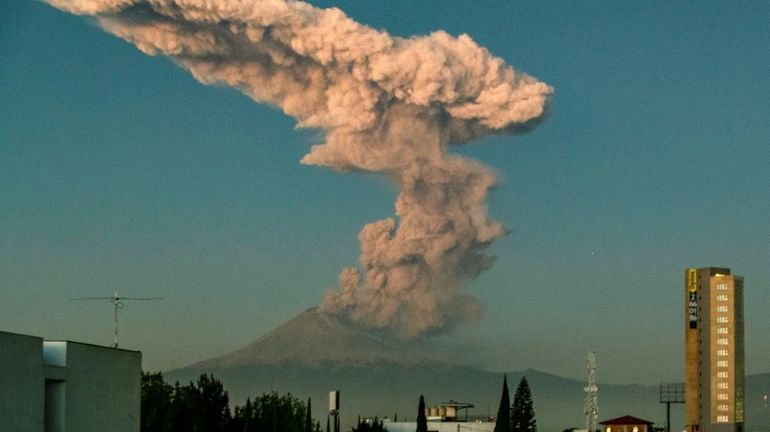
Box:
left=493, top=375, right=511, bottom=432
left=511, top=377, right=537, bottom=432
left=416, top=395, right=428, bottom=432
left=306, top=398, right=312, bottom=432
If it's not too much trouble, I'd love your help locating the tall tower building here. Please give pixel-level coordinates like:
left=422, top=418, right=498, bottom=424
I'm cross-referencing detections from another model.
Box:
left=685, top=267, right=745, bottom=432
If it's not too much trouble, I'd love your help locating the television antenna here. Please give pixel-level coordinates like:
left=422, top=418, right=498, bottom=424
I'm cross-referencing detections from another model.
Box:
left=71, top=293, right=163, bottom=348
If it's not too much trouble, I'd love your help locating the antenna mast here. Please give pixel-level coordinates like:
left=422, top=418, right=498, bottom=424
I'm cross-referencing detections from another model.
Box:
left=71, top=293, right=163, bottom=348
left=584, top=351, right=598, bottom=432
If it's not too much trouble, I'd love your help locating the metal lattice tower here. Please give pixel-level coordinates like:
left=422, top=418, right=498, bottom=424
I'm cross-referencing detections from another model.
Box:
left=584, top=351, right=598, bottom=432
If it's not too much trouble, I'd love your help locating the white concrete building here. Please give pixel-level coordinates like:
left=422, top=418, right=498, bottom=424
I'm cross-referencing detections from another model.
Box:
left=0, top=331, right=141, bottom=432
left=383, top=420, right=495, bottom=432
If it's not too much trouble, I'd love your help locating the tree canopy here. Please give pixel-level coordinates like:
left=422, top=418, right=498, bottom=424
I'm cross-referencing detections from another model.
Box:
left=140, top=371, right=320, bottom=432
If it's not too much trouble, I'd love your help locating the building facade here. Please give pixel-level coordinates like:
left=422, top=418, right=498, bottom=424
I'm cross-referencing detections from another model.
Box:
left=383, top=420, right=494, bottom=432
left=685, top=267, right=744, bottom=432
left=0, top=331, right=45, bottom=432
left=0, top=331, right=141, bottom=432
left=600, top=414, right=655, bottom=432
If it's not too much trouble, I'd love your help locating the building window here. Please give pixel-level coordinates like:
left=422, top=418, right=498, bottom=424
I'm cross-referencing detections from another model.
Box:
left=718, top=349, right=728, bottom=356
left=717, top=327, right=728, bottom=334
left=717, top=415, right=729, bottom=422
left=717, top=360, right=729, bottom=367
left=718, top=381, right=729, bottom=389
left=718, top=393, right=728, bottom=400
left=716, top=294, right=729, bottom=301
left=717, top=316, right=728, bottom=323
left=717, top=283, right=728, bottom=291
left=717, top=338, right=729, bottom=346
left=718, top=404, right=728, bottom=411
left=717, top=305, right=729, bottom=312
left=717, top=371, right=728, bottom=379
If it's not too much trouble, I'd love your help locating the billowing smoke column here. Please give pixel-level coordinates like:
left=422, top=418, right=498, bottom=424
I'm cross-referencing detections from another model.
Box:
left=47, top=0, right=553, bottom=339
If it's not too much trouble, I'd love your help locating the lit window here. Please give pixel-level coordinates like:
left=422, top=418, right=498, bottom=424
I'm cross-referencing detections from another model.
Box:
left=718, top=349, right=728, bottom=356
left=717, top=415, right=729, bottom=422
left=717, top=338, right=729, bottom=346
left=717, top=316, right=728, bottom=323
left=718, top=393, right=728, bottom=400
left=717, top=305, right=729, bottom=312
left=718, top=381, right=729, bottom=389
left=717, top=327, right=728, bottom=334
left=716, top=294, right=729, bottom=301
left=717, top=360, right=729, bottom=367
left=718, top=404, right=728, bottom=411
left=717, top=371, right=728, bottom=379
left=717, top=283, right=728, bottom=291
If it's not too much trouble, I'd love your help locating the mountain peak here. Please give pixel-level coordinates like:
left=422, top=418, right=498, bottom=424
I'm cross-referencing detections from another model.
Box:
left=187, top=307, right=435, bottom=370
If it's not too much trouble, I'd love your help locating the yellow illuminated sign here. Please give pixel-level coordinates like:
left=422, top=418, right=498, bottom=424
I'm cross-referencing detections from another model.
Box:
left=687, top=269, right=697, bottom=292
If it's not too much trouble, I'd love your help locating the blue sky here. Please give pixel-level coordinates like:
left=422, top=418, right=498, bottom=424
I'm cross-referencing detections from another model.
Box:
left=1, top=0, right=769, bottom=384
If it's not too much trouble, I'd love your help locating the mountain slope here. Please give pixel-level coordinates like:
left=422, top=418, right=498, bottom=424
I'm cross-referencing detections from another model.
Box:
left=187, top=307, right=432, bottom=369
left=167, top=308, right=770, bottom=432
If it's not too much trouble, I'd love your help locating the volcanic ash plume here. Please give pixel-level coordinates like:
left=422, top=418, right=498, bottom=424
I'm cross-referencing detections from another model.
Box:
left=48, top=0, right=553, bottom=339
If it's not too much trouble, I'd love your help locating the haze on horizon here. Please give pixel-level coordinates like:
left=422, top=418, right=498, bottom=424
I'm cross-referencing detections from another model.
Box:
left=1, top=0, right=769, bottom=386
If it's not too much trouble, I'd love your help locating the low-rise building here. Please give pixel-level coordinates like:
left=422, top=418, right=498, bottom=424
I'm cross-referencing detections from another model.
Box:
left=600, top=414, right=655, bottom=432
left=383, top=419, right=495, bottom=432
left=381, top=400, right=495, bottom=432
left=0, top=330, right=141, bottom=432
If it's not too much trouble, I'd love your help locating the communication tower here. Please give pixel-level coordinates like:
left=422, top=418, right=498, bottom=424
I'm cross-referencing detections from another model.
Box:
left=584, top=351, right=598, bottom=432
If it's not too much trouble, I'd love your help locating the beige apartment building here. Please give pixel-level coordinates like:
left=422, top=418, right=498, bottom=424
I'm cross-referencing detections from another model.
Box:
left=685, top=267, right=744, bottom=432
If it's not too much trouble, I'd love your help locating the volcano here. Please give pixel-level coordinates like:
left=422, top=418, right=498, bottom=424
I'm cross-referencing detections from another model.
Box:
left=166, top=307, right=503, bottom=428
left=186, top=307, right=433, bottom=370
left=165, top=308, right=770, bottom=431
left=167, top=308, right=658, bottom=429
